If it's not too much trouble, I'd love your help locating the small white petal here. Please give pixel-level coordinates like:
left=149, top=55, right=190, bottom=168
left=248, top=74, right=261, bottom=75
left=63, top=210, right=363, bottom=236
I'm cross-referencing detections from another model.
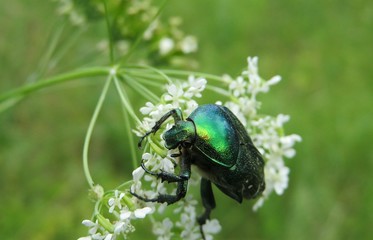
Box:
left=283, top=148, right=296, bottom=158
left=267, top=75, right=282, bottom=86
left=132, top=167, right=145, bottom=181
left=134, top=207, right=152, bottom=218
left=77, top=237, right=92, bottom=240
left=104, top=234, right=113, bottom=240
left=114, top=221, right=125, bottom=234
left=252, top=197, right=265, bottom=211
left=120, top=210, right=132, bottom=220
left=82, top=220, right=95, bottom=227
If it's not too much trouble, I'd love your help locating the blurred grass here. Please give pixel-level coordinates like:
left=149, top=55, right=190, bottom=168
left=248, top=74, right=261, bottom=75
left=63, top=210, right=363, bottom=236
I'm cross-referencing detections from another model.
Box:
left=1, top=0, right=372, bottom=239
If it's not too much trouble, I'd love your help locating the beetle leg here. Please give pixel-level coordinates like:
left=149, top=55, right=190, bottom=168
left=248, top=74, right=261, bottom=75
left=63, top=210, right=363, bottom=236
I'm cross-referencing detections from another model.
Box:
left=131, top=148, right=191, bottom=205
left=197, top=178, right=216, bottom=239
left=131, top=180, right=189, bottom=205
left=138, top=108, right=184, bottom=148
left=141, top=161, right=188, bottom=183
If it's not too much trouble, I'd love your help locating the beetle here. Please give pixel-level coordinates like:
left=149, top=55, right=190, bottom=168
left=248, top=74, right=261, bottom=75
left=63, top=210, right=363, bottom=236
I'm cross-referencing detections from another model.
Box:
left=131, top=104, right=265, bottom=238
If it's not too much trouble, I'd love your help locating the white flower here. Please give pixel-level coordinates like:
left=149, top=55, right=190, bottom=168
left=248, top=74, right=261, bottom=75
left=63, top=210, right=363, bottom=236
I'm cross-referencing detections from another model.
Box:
left=103, top=234, right=113, bottom=240
left=238, top=97, right=258, bottom=118
left=159, top=37, right=175, bottom=55
left=112, top=215, right=135, bottom=236
left=202, top=219, right=222, bottom=240
left=143, top=20, right=159, bottom=40
left=149, top=104, right=174, bottom=120
left=244, top=56, right=282, bottom=96
left=82, top=219, right=110, bottom=240
left=164, top=83, right=184, bottom=106
left=175, top=202, right=202, bottom=240
left=183, top=100, right=199, bottom=116
left=180, top=36, right=198, bottom=54
left=108, top=190, right=125, bottom=213
left=153, top=218, right=174, bottom=240
left=82, top=220, right=100, bottom=235
left=183, top=76, right=207, bottom=98
left=140, top=102, right=157, bottom=115
left=134, top=207, right=152, bottom=218
left=119, top=206, right=152, bottom=221
left=281, top=134, right=302, bottom=158
left=246, top=56, right=261, bottom=91
left=265, top=165, right=290, bottom=195
left=229, top=76, right=247, bottom=97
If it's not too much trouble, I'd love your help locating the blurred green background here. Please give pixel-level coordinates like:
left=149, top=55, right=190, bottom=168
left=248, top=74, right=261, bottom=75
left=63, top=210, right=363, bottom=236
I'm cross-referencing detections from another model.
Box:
left=1, top=0, right=372, bottom=239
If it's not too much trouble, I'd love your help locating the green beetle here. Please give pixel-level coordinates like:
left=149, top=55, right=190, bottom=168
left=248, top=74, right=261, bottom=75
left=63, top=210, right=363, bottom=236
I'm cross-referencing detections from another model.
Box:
left=132, top=104, right=265, bottom=237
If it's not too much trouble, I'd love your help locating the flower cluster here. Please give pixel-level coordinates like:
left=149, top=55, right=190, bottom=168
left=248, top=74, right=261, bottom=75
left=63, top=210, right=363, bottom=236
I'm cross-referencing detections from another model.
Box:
left=53, top=0, right=198, bottom=67
left=134, top=75, right=207, bottom=137
left=54, top=0, right=86, bottom=26
left=131, top=76, right=223, bottom=239
left=151, top=196, right=221, bottom=240
left=221, top=56, right=301, bottom=210
left=79, top=188, right=153, bottom=240
left=80, top=57, right=300, bottom=239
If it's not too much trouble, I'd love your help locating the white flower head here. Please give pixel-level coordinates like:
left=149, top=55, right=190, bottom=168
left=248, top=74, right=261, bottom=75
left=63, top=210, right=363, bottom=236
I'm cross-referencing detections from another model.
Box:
left=128, top=56, right=299, bottom=238
left=221, top=56, right=301, bottom=211
left=202, top=219, right=222, bottom=240
left=159, top=37, right=175, bottom=55
left=132, top=77, right=222, bottom=240
left=163, top=83, right=184, bottom=106
left=180, top=35, right=198, bottom=54
left=229, top=76, right=247, bottom=97
left=184, top=76, right=207, bottom=98
left=108, top=190, right=125, bottom=213
left=153, top=218, right=174, bottom=239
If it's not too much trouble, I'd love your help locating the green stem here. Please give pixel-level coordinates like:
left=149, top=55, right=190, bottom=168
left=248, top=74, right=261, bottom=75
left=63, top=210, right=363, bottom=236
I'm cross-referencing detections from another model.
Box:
left=113, top=76, right=141, bottom=124
left=83, top=75, right=113, bottom=188
left=206, top=85, right=230, bottom=97
left=117, top=180, right=134, bottom=191
left=122, top=105, right=138, bottom=169
left=0, top=67, right=110, bottom=103
left=34, top=21, right=66, bottom=80
left=103, top=0, right=115, bottom=63
left=125, top=72, right=165, bottom=86
left=123, top=75, right=160, bottom=103
left=159, top=69, right=227, bottom=83
left=123, top=65, right=173, bottom=84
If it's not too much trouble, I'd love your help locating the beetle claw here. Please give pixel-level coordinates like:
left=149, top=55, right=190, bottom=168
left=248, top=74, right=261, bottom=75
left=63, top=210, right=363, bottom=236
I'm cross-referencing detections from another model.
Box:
left=140, top=161, right=168, bottom=181
left=199, top=224, right=206, bottom=240
left=130, top=190, right=158, bottom=203
left=138, top=132, right=151, bottom=148
left=140, top=161, right=157, bottom=176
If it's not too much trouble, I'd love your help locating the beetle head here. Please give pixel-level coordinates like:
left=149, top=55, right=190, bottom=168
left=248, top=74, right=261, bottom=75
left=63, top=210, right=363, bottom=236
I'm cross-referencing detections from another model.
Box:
left=163, top=121, right=195, bottom=149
